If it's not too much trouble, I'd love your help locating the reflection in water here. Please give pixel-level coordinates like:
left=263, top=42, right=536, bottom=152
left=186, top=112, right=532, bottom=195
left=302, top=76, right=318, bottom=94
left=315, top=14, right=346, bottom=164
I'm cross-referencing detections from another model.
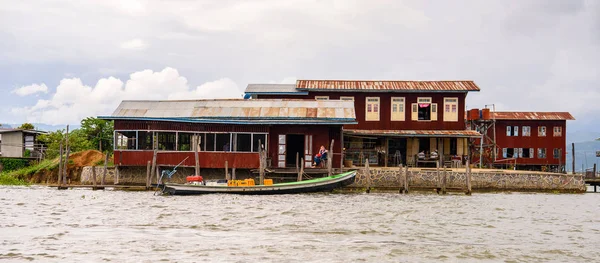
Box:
left=0, top=186, right=599, bottom=262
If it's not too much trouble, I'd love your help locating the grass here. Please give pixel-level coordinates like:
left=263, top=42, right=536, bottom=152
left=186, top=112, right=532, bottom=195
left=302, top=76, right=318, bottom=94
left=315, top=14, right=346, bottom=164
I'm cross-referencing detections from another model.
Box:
left=0, top=159, right=59, bottom=186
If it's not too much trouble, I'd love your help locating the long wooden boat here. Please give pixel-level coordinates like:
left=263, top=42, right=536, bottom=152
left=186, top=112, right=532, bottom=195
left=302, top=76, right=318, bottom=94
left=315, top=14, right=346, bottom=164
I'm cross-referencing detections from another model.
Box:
left=162, top=170, right=356, bottom=195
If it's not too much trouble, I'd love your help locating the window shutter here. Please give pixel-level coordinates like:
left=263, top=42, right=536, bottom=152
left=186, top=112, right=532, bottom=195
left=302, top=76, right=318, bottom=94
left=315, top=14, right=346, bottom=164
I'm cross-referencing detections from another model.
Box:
left=431, top=103, right=438, bottom=121
left=502, top=148, right=507, bottom=158
left=506, top=126, right=511, bottom=136
left=411, top=103, right=418, bottom=120
left=514, top=126, right=519, bottom=136
left=529, top=148, right=534, bottom=158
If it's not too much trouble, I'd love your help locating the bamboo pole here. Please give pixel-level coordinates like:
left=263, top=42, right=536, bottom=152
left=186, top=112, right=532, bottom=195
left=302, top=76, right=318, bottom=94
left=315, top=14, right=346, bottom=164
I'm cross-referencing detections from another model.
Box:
left=146, top=160, right=151, bottom=189
left=328, top=139, right=334, bottom=176
left=232, top=168, right=236, bottom=180
left=442, top=165, right=447, bottom=195
left=404, top=163, right=409, bottom=194
left=572, top=143, right=575, bottom=174
left=436, top=161, right=440, bottom=194
left=296, top=152, right=299, bottom=174
left=194, top=135, right=200, bottom=176
left=365, top=158, right=370, bottom=193
left=58, top=141, right=63, bottom=186
left=466, top=160, right=472, bottom=195
left=92, top=166, right=97, bottom=189
left=298, top=158, right=304, bottom=182
left=63, top=125, right=69, bottom=186
left=259, top=139, right=265, bottom=185
left=102, top=153, right=108, bottom=185
left=225, top=161, right=229, bottom=180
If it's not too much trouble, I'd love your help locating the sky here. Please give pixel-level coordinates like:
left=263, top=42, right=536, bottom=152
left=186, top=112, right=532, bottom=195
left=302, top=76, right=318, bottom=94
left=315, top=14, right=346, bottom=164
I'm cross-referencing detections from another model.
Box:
left=0, top=0, right=598, bottom=137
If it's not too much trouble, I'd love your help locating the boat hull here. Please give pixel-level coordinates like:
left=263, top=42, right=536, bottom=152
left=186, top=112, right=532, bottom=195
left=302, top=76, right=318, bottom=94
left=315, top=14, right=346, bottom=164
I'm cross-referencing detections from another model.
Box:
left=162, top=171, right=356, bottom=195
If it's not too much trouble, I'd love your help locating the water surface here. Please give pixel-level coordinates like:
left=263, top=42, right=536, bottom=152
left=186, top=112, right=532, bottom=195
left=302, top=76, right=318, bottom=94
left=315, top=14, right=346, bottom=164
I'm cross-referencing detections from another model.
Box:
left=1, top=186, right=599, bottom=262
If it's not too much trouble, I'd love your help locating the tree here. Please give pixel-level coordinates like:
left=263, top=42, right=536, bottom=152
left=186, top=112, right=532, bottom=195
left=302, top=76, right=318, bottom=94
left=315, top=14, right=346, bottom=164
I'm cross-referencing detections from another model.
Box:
left=80, top=117, right=113, bottom=153
left=38, top=129, right=94, bottom=159
left=18, top=123, right=35, bottom=130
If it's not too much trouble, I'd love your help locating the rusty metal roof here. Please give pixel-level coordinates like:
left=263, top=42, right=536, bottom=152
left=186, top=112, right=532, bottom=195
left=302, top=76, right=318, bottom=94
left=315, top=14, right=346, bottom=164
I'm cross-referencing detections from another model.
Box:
left=100, top=99, right=356, bottom=125
left=345, top=129, right=481, bottom=138
left=296, top=80, right=480, bottom=92
left=491, top=112, right=575, bottom=121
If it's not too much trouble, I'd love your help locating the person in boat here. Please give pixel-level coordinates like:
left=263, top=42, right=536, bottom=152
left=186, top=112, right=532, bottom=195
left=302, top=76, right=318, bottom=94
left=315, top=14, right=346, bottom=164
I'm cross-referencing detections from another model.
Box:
left=313, top=145, right=328, bottom=167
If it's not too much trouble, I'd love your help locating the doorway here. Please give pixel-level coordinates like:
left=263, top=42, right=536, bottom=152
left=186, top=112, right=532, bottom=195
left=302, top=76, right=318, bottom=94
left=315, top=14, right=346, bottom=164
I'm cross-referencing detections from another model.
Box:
left=388, top=138, right=407, bottom=166
left=286, top=134, right=305, bottom=167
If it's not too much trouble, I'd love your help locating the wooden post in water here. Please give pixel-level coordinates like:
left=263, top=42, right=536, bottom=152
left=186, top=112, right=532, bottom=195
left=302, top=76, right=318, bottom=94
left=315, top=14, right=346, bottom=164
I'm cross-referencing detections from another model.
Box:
left=328, top=139, right=334, bottom=176
left=259, top=139, right=265, bottom=185
left=92, top=166, right=97, bottom=189
left=296, top=152, right=299, bottom=174
left=102, top=154, right=108, bottom=186
left=436, top=161, right=440, bottom=194
left=404, top=163, right=409, bottom=194
left=146, top=160, right=151, bottom=189
left=194, top=135, right=200, bottom=176
left=224, top=161, right=228, bottom=180
left=466, top=160, right=472, bottom=195
left=365, top=158, right=370, bottom=193
left=572, top=143, right=575, bottom=175
left=298, top=158, right=304, bottom=182
left=594, top=163, right=597, bottom=178
left=442, top=166, right=447, bottom=195
left=232, top=168, right=236, bottom=180
left=63, top=125, right=70, bottom=186
left=399, top=164, right=405, bottom=194
left=150, top=138, right=158, bottom=185
left=58, top=141, right=63, bottom=186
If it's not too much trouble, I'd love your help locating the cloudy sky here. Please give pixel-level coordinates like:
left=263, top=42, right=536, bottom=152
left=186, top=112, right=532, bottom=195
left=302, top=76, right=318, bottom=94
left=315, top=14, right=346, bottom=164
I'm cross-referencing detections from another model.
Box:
left=0, top=0, right=598, bottom=133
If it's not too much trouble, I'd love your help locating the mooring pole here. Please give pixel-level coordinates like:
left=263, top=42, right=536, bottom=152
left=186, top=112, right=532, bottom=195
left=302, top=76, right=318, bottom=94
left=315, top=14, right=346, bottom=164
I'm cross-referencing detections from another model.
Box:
left=259, top=139, right=265, bottom=185
left=146, top=160, right=151, bottom=189
left=102, top=154, right=108, bottom=186
left=92, top=165, right=97, bottom=189
left=225, top=161, right=229, bottom=180
left=404, top=163, right=409, bottom=194
left=442, top=165, right=447, bottom=195
left=298, top=158, right=304, bottom=182
left=572, top=143, right=575, bottom=175
left=63, top=125, right=70, bottom=186
left=466, top=160, right=472, bottom=195
left=328, top=139, right=334, bottom=176
left=365, top=158, right=370, bottom=193
left=58, top=141, right=63, bottom=186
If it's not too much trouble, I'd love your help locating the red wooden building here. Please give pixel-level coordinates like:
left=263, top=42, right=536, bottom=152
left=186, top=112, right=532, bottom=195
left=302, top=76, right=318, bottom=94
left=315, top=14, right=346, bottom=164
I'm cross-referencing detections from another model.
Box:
left=468, top=111, right=575, bottom=171
left=100, top=99, right=355, bottom=170
left=245, top=80, right=482, bottom=167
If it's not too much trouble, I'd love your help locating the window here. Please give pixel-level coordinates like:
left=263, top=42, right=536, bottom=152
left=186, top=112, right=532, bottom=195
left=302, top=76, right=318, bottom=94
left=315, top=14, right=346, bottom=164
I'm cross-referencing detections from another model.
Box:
left=234, top=133, right=252, bottom=152
left=412, top=97, right=437, bottom=121
left=553, top=148, right=560, bottom=159
left=315, top=96, right=329, bottom=100
left=391, top=97, right=405, bottom=121
left=115, top=131, right=137, bottom=150
left=503, top=148, right=515, bottom=158
left=252, top=134, right=267, bottom=152
left=449, top=138, right=458, bottom=155
left=538, top=126, right=546, bottom=137
left=522, top=126, right=531, bottom=136
left=138, top=131, right=154, bottom=150
left=513, top=126, right=519, bottom=136
left=443, top=97, right=458, bottom=122
left=553, top=126, right=562, bottom=137
left=216, top=133, right=231, bottom=152
left=157, top=132, right=176, bottom=151
left=205, top=133, right=215, bottom=151
left=522, top=148, right=531, bottom=158
left=365, top=97, right=380, bottom=121
left=506, top=126, right=512, bottom=136
left=340, top=96, right=354, bottom=101
left=177, top=133, right=203, bottom=151
left=538, top=148, right=546, bottom=159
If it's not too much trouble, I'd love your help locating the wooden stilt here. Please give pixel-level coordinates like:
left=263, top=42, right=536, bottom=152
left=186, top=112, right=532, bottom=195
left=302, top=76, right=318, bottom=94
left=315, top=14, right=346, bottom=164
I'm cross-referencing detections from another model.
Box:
left=194, top=135, right=200, bottom=176
left=102, top=154, right=108, bottom=186
left=232, top=167, right=236, bottom=180
left=404, top=163, right=409, bottom=194
left=150, top=137, right=158, bottom=185
left=58, top=141, right=63, bottom=186
left=259, top=139, right=265, bottom=185
left=63, top=125, right=70, bottom=186
left=328, top=139, right=334, bottom=176
left=92, top=165, right=97, bottom=189
left=298, top=158, right=304, bottom=182
left=442, top=166, right=447, bottom=195
left=466, top=160, right=472, bottom=195
left=146, top=160, right=151, bottom=189
left=436, top=161, right=440, bottom=194
left=296, top=152, right=299, bottom=174
left=225, top=161, right=229, bottom=180
left=115, top=165, right=120, bottom=185
left=365, top=158, right=370, bottom=193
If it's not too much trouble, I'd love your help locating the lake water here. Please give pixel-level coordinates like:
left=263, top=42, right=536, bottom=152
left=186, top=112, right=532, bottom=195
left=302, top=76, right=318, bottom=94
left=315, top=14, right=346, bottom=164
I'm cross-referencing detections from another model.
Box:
left=1, top=186, right=599, bottom=262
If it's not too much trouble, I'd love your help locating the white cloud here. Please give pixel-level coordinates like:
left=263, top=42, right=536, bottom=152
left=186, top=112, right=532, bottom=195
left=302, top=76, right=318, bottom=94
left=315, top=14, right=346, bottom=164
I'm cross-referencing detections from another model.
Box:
left=11, top=83, right=48, bottom=96
left=11, top=67, right=242, bottom=125
left=120, top=38, right=147, bottom=50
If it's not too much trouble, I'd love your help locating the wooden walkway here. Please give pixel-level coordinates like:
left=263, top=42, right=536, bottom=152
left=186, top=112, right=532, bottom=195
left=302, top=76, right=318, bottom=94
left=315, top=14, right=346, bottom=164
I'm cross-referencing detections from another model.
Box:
left=49, top=184, right=150, bottom=191
left=585, top=178, right=600, bottom=192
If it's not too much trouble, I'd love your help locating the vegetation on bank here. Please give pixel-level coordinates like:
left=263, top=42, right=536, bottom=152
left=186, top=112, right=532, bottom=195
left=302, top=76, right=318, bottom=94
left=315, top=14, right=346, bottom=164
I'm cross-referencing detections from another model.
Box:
left=0, top=159, right=59, bottom=186
left=0, top=173, right=29, bottom=185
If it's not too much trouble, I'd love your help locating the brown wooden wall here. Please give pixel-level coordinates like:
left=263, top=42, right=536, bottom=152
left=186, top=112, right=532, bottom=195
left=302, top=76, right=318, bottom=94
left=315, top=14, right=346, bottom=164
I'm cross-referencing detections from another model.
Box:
left=115, top=120, right=268, bottom=133
left=488, top=120, right=567, bottom=166
left=258, top=91, right=468, bottom=130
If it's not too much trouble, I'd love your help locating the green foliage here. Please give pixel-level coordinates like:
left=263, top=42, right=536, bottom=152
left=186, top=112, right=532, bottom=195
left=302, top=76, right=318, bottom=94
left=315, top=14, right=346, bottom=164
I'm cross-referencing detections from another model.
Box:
left=38, top=129, right=94, bottom=159
left=80, top=117, right=114, bottom=153
left=18, top=123, right=35, bottom=130
left=5, top=159, right=58, bottom=180
left=0, top=158, right=31, bottom=172
left=0, top=173, right=29, bottom=185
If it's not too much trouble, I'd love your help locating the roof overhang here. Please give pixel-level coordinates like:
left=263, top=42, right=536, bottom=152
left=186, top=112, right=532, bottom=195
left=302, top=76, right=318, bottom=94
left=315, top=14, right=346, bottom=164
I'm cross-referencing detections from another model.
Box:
left=298, top=89, right=475, bottom=93
left=345, top=129, right=481, bottom=138
left=98, top=116, right=357, bottom=125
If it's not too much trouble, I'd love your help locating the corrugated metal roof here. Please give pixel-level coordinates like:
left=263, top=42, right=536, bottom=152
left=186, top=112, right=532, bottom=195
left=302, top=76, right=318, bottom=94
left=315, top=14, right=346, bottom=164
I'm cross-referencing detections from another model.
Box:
left=491, top=112, right=575, bottom=121
left=345, top=129, right=481, bottom=138
left=102, top=99, right=356, bottom=125
left=0, top=129, right=47, bottom=134
left=297, top=80, right=480, bottom=92
left=244, top=84, right=305, bottom=94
